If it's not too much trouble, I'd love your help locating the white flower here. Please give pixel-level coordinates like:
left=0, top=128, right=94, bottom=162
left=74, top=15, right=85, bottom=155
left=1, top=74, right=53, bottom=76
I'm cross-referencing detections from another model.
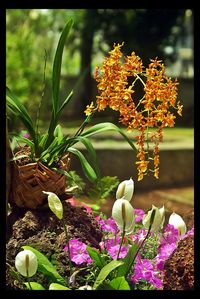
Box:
left=116, top=178, right=134, bottom=202
left=142, top=205, right=165, bottom=231
left=15, top=250, right=38, bottom=277
left=112, top=198, right=135, bottom=235
left=43, top=191, right=63, bottom=220
left=169, top=212, right=187, bottom=236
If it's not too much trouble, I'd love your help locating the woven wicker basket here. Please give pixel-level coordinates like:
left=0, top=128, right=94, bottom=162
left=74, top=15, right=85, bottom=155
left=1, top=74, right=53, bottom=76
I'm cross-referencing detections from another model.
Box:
left=10, top=153, right=70, bottom=209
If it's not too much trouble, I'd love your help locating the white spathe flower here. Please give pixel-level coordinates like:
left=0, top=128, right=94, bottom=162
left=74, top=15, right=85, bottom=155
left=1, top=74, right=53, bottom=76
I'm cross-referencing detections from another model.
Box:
left=15, top=250, right=38, bottom=277
left=116, top=178, right=134, bottom=202
left=112, top=198, right=135, bottom=235
left=169, top=212, right=187, bottom=236
left=142, top=205, right=165, bottom=231
left=43, top=191, right=63, bottom=220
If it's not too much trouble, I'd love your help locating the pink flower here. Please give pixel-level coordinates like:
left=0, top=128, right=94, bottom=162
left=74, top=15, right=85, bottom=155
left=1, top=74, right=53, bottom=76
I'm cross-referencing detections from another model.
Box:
left=64, top=239, right=92, bottom=265
left=99, top=217, right=118, bottom=233
left=131, top=228, right=147, bottom=244
left=103, top=236, right=129, bottom=259
left=22, top=132, right=30, bottom=139
left=134, top=208, right=145, bottom=222
left=160, top=224, right=179, bottom=245
left=107, top=244, right=128, bottom=260
left=181, top=225, right=194, bottom=240
left=67, top=197, right=78, bottom=207
left=157, top=242, right=177, bottom=259
left=130, top=257, right=163, bottom=289
left=81, top=203, right=93, bottom=214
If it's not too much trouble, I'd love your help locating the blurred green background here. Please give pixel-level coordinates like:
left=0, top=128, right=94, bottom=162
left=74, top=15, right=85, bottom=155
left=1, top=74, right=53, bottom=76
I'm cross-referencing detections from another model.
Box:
left=6, top=9, right=194, bottom=129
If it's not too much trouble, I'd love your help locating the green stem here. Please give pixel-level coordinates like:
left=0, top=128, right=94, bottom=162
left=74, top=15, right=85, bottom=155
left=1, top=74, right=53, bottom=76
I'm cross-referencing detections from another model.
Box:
left=62, top=219, right=72, bottom=275
left=116, top=222, right=126, bottom=260
left=26, top=269, right=32, bottom=290
left=127, top=209, right=156, bottom=274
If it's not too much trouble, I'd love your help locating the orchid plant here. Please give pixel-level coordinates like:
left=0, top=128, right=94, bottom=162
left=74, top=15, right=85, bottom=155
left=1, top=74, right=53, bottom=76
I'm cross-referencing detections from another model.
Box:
left=11, top=179, right=193, bottom=290
left=6, top=19, right=136, bottom=184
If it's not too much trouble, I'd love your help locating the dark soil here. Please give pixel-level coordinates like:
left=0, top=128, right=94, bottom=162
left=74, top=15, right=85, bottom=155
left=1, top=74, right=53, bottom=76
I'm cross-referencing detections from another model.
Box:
left=6, top=199, right=103, bottom=290
left=163, top=235, right=194, bottom=290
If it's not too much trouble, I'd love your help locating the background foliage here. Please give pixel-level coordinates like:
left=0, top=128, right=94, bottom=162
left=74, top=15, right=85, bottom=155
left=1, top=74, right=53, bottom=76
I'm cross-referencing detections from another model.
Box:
left=7, top=9, right=190, bottom=131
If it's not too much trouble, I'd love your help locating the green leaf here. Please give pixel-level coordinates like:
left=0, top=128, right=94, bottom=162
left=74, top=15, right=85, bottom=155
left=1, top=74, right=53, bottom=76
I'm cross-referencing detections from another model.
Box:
left=24, top=282, right=46, bottom=290
left=116, top=242, right=138, bottom=277
left=22, top=246, right=66, bottom=285
left=72, top=136, right=100, bottom=178
left=68, top=147, right=97, bottom=183
left=6, top=87, right=37, bottom=147
left=58, top=90, right=73, bottom=114
left=52, top=19, right=74, bottom=115
left=108, top=277, right=130, bottom=290
left=81, top=122, right=137, bottom=152
left=88, top=176, right=119, bottom=201
left=93, top=260, right=124, bottom=290
left=86, top=246, right=105, bottom=269
left=49, top=283, right=70, bottom=290
left=54, top=124, right=63, bottom=144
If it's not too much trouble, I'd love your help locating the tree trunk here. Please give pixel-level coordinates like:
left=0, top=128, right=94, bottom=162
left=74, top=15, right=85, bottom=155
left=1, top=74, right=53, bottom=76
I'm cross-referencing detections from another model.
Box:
left=78, top=10, right=97, bottom=117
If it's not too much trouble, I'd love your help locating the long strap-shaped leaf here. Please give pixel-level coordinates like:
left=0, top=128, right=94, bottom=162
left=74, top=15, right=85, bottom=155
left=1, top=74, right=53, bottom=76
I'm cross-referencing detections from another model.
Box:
left=52, top=18, right=74, bottom=115
left=81, top=122, right=137, bottom=152
left=68, top=136, right=100, bottom=178
left=67, top=147, right=97, bottom=183
left=6, top=87, right=37, bottom=146
left=45, top=19, right=73, bottom=149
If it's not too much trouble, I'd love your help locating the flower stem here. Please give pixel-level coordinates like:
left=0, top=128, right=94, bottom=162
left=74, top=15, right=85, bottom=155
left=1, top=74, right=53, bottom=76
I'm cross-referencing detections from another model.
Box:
left=116, top=223, right=126, bottom=260
left=62, top=219, right=72, bottom=275
left=127, top=209, right=156, bottom=274
left=26, top=269, right=32, bottom=290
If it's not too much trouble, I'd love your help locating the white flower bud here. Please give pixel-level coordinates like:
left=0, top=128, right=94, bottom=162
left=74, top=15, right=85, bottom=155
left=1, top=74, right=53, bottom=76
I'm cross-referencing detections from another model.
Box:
left=78, top=285, right=93, bottom=290
left=116, top=178, right=134, bottom=202
left=112, top=198, right=135, bottom=235
left=168, top=212, right=187, bottom=236
left=142, top=205, right=165, bottom=231
left=15, top=250, right=38, bottom=277
left=43, top=191, right=63, bottom=220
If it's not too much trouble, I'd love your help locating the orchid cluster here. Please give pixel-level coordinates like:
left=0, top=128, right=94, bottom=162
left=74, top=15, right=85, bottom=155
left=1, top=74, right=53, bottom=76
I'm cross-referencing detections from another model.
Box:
left=85, top=43, right=183, bottom=181
left=14, top=179, right=193, bottom=290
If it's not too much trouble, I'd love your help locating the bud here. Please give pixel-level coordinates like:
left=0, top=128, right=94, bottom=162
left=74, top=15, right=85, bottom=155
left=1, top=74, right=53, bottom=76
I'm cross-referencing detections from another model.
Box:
left=116, top=178, right=134, bottom=202
left=78, top=285, right=93, bottom=290
left=112, top=198, right=135, bottom=235
left=15, top=250, right=38, bottom=277
left=142, top=205, right=165, bottom=231
left=168, top=212, right=187, bottom=236
left=43, top=191, right=63, bottom=220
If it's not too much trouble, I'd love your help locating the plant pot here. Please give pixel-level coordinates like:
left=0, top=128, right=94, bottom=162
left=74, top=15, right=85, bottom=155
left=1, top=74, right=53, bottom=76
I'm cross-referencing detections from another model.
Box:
left=9, top=147, right=70, bottom=209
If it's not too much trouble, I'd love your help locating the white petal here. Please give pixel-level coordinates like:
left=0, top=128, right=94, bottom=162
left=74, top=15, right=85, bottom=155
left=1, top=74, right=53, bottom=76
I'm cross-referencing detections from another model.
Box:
left=142, top=205, right=163, bottom=231
left=15, top=250, right=38, bottom=277
left=116, top=179, right=134, bottom=202
left=169, top=212, right=187, bottom=235
left=112, top=199, right=135, bottom=232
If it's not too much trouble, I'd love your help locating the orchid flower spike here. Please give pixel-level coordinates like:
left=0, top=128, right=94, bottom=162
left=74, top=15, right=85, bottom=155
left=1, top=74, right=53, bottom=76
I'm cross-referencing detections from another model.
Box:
left=142, top=205, right=165, bottom=231
left=116, top=178, right=134, bottom=202
left=168, top=212, right=187, bottom=236
left=112, top=198, right=135, bottom=235
left=15, top=250, right=38, bottom=277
